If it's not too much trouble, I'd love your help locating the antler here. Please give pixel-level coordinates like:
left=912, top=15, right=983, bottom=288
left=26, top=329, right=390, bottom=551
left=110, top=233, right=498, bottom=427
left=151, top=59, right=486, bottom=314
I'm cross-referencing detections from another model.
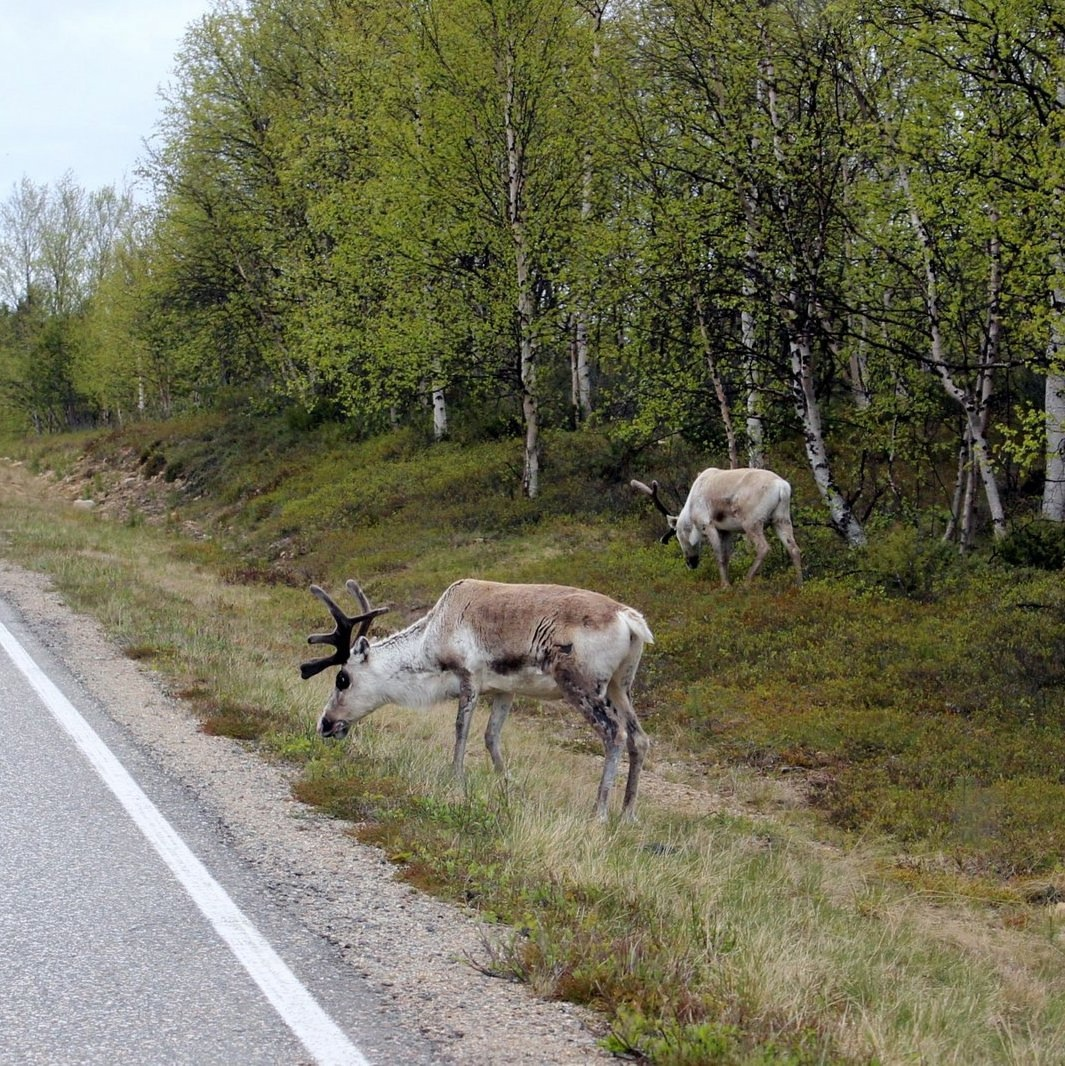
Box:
left=300, top=581, right=390, bottom=680
left=630, top=478, right=671, bottom=518
left=630, top=479, right=678, bottom=544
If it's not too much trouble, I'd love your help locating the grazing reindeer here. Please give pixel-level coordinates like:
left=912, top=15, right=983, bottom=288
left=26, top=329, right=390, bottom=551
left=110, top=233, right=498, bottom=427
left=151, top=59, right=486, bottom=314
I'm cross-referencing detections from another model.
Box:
left=300, top=578, right=653, bottom=820
left=632, top=468, right=803, bottom=588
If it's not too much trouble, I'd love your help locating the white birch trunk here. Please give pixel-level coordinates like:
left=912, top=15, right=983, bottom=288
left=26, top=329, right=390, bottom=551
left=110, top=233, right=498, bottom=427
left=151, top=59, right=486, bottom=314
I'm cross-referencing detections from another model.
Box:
left=569, top=4, right=604, bottom=425
left=569, top=151, right=593, bottom=426
left=1045, top=368, right=1065, bottom=521
left=742, top=203, right=765, bottom=468
left=763, top=48, right=862, bottom=541
left=520, top=300, right=541, bottom=500
left=572, top=316, right=592, bottom=424
left=432, top=387, right=448, bottom=440
left=693, top=291, right=739, bottom=467
left=504, top=50, right=539, bottom=498
left=961, top=438, right=978, bottom=550
left=944, top=439, right=965, bottom=544
left=789, top=312, right=867, bottom=545
left=1044, top=67, right=1065, bottom=520
left=743, top=73, right=766, bottom=468
left=742, top=307, right=765, bottom=469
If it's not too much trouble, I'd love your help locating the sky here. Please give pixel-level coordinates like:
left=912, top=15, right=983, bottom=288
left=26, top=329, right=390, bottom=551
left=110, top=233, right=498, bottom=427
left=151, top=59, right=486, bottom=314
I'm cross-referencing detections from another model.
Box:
left=1, top=0, right=211, bottom=199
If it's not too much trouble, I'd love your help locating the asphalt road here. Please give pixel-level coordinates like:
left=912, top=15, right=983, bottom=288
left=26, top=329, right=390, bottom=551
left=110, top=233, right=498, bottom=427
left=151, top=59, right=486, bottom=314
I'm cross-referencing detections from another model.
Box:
left=0, top=593, right=437, bottom=1066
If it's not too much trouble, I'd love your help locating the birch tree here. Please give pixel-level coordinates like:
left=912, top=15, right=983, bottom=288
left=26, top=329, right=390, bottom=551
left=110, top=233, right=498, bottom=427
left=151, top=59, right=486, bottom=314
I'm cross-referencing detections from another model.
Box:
left=629, top=0, right=769, bottom=463
left=0, top=178, right=47, bottom=310
left=857, top=0, right=1053, bottom=536
left=413, top=0, right=588, bottom=496
left=760, top=21, right=867, bottom=546
left=568, top=0, right=612, bottom=424
left=898, top=166, right=1008, bottom=541
left=624, top=0, right=868, bottom=540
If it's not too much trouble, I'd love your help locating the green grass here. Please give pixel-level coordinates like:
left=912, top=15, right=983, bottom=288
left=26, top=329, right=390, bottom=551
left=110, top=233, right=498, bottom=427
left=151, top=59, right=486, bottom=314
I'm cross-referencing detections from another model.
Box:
left=4, top=416, right=1065, bottom=1063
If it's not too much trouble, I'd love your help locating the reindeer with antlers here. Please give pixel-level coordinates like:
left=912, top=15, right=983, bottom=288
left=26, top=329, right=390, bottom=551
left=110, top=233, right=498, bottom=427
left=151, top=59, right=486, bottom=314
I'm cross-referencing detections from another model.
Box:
left=632, top=468, right=803, bottom=588
left=301, top=578, right=653, bottom=820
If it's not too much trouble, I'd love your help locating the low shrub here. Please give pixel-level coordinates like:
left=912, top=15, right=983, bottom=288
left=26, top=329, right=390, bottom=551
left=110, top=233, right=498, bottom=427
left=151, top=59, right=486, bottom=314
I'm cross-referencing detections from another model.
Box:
left=998, top=519, right=1065, bottom=571
left=852, top=523, right=968, bottom=600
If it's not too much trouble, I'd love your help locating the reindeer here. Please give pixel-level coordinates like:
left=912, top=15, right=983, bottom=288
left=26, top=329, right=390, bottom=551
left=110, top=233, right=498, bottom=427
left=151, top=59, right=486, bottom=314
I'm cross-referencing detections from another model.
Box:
left=631, top=468, right=803, bottom=588
left=300, top=578, right=653, bottom=820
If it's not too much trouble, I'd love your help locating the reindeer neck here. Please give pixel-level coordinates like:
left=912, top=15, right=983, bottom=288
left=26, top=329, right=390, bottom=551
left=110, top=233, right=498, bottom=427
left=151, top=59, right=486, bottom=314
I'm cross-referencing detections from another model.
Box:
left=367, top=615, right=457, bottom=709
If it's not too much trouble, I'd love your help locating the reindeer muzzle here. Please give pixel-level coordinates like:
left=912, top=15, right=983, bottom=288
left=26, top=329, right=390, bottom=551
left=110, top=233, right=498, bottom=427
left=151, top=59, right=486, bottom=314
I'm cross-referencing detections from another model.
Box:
left=318, top=717, right=350, bottom=740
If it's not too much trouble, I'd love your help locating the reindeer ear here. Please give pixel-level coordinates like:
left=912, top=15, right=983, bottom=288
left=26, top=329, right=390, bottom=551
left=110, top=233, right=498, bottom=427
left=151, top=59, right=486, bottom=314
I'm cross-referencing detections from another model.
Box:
left=351, top=636, right=370, bottom=663
left=667, top=515, right=678, bottom=530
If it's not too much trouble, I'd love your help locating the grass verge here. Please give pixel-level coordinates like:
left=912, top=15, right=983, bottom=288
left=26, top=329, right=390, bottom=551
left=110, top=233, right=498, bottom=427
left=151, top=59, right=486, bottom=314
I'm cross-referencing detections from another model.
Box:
left=3, top=422, right=1065, bottom=1063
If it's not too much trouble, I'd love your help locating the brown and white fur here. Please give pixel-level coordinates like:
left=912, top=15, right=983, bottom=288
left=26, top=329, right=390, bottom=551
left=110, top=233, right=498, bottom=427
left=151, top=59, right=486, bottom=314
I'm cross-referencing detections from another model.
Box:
left=632, top=468, right=802, bottom=588
left=301, top=579, right=653, bottom=820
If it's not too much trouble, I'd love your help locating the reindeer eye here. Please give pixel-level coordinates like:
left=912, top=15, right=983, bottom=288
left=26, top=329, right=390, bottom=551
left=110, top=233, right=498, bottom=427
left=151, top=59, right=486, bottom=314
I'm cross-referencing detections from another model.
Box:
left=335, top=669, right=351, bottom=690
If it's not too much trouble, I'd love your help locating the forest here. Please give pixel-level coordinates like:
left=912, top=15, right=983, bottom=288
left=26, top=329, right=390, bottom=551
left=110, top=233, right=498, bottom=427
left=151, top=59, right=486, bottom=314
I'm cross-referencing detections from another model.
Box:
left=2, top=0, right=1065, bottom=550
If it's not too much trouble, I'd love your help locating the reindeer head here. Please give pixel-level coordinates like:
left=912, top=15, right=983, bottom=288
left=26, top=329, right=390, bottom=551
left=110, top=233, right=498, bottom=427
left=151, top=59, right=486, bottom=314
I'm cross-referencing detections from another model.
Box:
left=631, top=478, right=700, bottom=567
left=301, top=580, right=390, bottom=738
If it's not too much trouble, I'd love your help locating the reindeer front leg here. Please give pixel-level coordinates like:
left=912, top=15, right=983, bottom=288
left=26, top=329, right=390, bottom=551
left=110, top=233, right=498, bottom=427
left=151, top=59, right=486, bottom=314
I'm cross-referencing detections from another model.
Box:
left=452, top=672, right=478, bottom=775
left=706, top=527, right=733, bottom=588
left=743, top=524, right=772, bottom=583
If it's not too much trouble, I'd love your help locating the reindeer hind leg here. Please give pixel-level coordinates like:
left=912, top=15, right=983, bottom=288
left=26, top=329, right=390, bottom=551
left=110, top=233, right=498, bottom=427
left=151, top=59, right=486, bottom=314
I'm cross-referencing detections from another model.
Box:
left=553, top=668, right=625, bottom=820
left=773, top=515, right=803, bottom=585
left=608, top=676, right=648, bottom=821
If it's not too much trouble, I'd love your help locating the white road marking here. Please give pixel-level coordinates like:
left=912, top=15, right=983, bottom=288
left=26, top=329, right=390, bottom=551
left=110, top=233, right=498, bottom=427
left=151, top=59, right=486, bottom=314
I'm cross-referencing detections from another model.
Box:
left=0, top=620, right=371, bottom=1066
